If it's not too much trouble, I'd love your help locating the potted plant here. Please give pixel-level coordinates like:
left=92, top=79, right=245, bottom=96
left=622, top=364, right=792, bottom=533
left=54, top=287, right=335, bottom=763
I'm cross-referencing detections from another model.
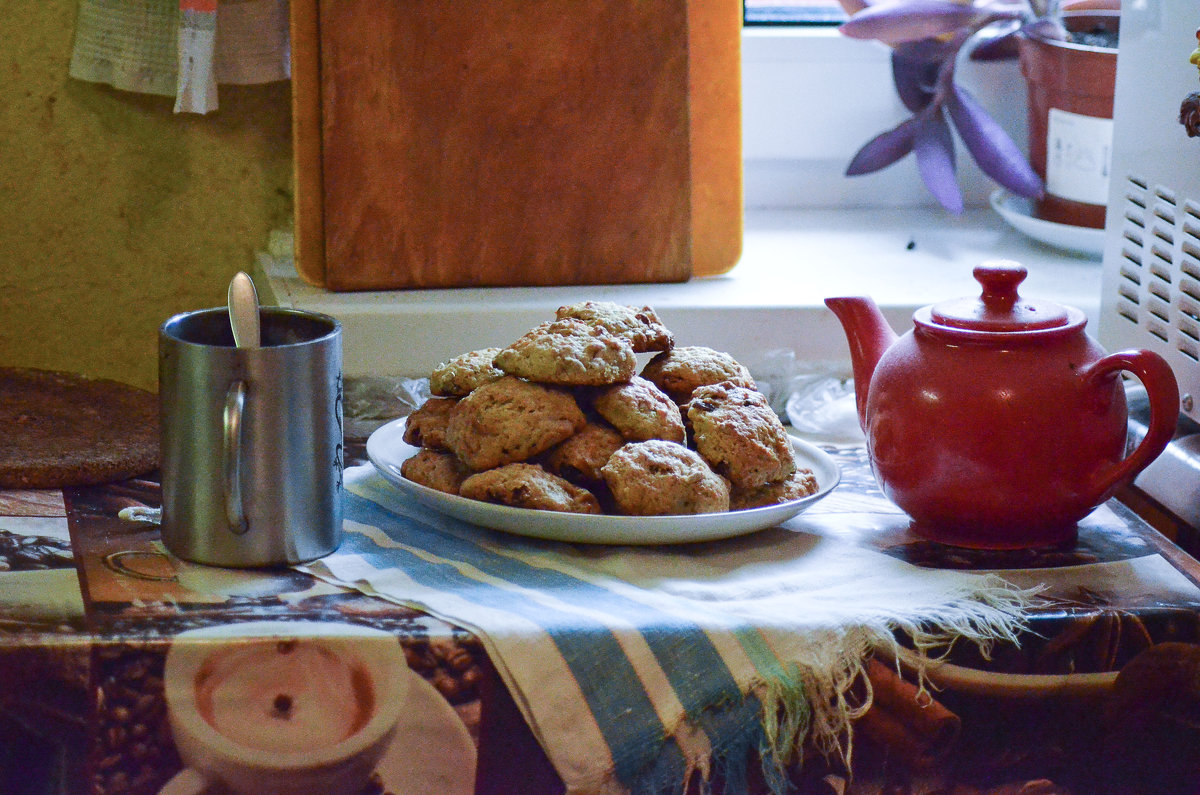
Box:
left=837, top=0, right=1119, bottom=227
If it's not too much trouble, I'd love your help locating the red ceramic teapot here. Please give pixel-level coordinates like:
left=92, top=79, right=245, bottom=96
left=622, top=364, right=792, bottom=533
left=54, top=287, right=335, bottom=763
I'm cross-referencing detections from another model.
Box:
left=826, top=261, right=1179, bottom=549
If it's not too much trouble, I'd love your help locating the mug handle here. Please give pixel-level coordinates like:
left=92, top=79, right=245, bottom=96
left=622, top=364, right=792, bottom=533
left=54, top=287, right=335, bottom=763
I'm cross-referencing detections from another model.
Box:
left=1083, top=349, right=1179, bottom=502
left=223, top=380, right=249, bottom=535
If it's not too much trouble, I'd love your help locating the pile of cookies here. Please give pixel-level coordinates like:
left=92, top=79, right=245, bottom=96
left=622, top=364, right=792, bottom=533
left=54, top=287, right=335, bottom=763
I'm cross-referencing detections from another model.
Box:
left=399, top=301, right=817, bottom=516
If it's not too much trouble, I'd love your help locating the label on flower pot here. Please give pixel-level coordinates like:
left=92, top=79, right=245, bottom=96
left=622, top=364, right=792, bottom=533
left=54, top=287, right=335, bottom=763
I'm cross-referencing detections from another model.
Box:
left=1045, top=108, right=1114, bottom=206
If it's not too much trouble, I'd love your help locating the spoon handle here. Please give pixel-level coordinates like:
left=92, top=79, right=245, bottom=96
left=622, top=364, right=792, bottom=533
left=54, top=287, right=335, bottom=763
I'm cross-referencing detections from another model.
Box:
left=228, top=271, right=261, bottom=349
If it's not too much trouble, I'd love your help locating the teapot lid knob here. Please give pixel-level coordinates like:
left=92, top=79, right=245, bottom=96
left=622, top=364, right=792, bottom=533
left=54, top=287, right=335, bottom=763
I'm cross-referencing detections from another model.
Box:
left=976, top=261, right=1026, bottom=304
left=928, top=260, right=1071, bottom=332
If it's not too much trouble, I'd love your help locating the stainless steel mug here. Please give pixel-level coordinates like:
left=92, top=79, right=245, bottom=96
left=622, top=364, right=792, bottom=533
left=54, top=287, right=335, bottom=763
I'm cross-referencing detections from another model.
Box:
left=159, top=307, right=343, bottom=567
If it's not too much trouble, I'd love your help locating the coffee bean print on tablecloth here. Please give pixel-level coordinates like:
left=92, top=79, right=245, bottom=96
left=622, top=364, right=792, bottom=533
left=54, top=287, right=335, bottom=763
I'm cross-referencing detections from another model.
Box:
left=0, top=528, right=74, bottom=571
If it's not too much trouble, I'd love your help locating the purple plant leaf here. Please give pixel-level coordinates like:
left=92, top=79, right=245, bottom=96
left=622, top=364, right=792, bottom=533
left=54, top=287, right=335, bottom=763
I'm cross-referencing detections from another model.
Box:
left=968, top=28, right=1019, bottom=61
left=1021, top=17, right=1068, bottom=42
left=914, top=109, right=963, bottom=213
left=839, top=0, right=1011, bottom=45
left=891, top=49, right=939, bottom=112
left=846, top=117, right=921, bottom=176
left=893, top=36, right=963, bottom=64
left=946, top=84, right=1044, bottom=199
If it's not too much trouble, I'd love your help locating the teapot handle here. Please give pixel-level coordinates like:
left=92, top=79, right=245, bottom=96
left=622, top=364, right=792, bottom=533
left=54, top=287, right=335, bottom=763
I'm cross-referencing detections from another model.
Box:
left=1083, top=349, right=1179, bottom=501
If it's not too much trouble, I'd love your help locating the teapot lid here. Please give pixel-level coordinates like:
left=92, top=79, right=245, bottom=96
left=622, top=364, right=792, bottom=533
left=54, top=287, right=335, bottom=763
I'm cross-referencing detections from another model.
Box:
left=925, top=261, right=1071, bottom=333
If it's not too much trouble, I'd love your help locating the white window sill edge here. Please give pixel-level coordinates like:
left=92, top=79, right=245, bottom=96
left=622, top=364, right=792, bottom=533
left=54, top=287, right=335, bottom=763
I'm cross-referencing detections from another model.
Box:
left=261, top=206, right=1103, bottom=380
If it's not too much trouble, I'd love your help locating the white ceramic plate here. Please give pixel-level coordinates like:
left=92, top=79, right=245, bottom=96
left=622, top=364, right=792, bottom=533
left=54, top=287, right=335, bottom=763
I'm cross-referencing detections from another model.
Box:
left=366, top=417, right=841, bottom=545
left=990, top=188, right=1105, bottom=259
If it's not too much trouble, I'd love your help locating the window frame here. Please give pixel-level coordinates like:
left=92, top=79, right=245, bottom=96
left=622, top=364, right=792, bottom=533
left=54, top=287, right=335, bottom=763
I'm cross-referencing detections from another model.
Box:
left=740, top=25, right=1029, bottom=210
left=743, top=2, right=848, bottom=26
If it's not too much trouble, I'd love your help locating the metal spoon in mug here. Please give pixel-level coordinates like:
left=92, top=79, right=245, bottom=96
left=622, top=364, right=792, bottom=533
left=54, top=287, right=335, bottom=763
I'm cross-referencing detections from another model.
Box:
left=224, top=271, right=258, bottom=537
left=227, top=271, right=260, bottom=349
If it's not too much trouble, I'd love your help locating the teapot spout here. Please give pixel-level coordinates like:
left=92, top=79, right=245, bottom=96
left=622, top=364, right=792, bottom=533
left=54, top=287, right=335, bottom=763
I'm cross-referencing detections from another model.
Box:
left=824, top=296, right=898, bottom=430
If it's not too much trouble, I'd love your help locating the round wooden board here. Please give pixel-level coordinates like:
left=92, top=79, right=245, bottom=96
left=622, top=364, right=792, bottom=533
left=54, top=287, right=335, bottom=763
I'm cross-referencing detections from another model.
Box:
left=1, top=368, right=159, bottom=489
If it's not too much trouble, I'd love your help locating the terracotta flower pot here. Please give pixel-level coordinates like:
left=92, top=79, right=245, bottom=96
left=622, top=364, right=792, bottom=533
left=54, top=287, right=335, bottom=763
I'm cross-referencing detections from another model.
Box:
left=1018, top=11, right=1119, bottom=229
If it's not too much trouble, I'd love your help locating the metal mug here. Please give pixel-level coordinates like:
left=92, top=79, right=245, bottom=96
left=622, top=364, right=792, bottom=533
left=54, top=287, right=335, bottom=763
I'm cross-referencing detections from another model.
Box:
left=159, top=307, right=343, bottom=567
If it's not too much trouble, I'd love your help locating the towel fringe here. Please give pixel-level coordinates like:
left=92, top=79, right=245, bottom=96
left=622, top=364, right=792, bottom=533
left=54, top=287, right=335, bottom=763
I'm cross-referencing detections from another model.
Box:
left=665, top=575, right=1039, bottom=794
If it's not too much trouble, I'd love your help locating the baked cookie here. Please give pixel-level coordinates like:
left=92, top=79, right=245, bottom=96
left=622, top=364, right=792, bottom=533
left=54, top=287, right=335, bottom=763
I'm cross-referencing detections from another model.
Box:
left=542, top=421, right=625, bottom=485
left=429, top=348, right=505, bottom=397
left=555, top=301, right=674, bottom=353
left=493, top=318, right=636, bottom=386
left=640, top=346, right=756, bottom=404
left=444, top=376, right=586, bottom=470
left=592, top=376, right=686, bottom=443
left=403, top=397, right=459, bottom=450
left=601, top=440, right=730, bottom=516
left=401, top=449, right=472, bottom=495
left=460, top=463, right=601, bottom=514
left=730, top=468, right=819, bottom=511
left=687, top=382, right=795, bottom=490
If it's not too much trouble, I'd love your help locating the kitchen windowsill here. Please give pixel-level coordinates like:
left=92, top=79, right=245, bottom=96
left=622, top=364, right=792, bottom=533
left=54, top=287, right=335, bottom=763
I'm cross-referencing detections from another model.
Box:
left=262, top=206, right=1106, bottom=379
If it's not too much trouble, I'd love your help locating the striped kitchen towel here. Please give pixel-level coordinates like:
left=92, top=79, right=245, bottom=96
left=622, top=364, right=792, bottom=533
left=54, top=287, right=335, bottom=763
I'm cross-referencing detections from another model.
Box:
left=301, top=465, right=1034, bottom=795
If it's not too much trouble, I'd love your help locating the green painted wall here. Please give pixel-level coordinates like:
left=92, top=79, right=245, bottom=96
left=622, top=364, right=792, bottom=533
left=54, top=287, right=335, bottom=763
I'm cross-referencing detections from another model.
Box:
left=0, top=2, right=293, bottom=392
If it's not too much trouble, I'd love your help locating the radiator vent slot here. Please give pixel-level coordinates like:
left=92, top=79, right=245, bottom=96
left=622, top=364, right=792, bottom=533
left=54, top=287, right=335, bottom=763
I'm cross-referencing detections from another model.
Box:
left=1183, top=282, right=1200, bottom=307
left=1149, top=300, right=1171, bottom=325
left=1183, top=279, right=1200, bottom=303
left=1179, top=315, right=1200, bottom=342
left=1184, top=216, right=1200, bottom=242
left=1148, top=279, right=1171, bottom=303
left=1112, top=175, right=1200, bottom=362
left=1182, top=242, right=1200, bottom=268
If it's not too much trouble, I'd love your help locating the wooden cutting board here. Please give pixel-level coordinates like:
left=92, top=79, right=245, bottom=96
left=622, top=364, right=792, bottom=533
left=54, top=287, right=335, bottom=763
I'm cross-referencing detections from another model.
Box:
left=290, top=0, right=742, bottom=291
